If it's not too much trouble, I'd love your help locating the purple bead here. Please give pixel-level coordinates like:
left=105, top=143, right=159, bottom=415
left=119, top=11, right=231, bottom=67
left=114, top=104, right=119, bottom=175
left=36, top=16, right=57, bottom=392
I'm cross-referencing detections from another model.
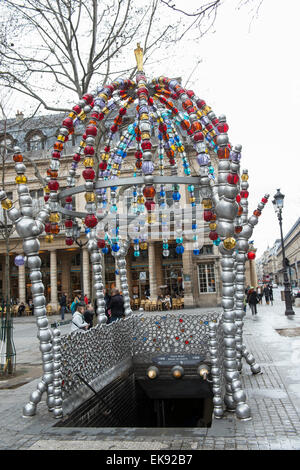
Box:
left=65, top=204, right=72, bottom=210
left=142, top=161, right=154, bottom=174
left=114, top=156, right=122, bottom=164
left=14, top=255, right=25, bottom=266
left=230, top=151, right=241, bottom=162
left=139, top=105, right=149, bottom=114
left=103, top=170, right=110, bottom=177
left=197, top=153, right=210, bottom=166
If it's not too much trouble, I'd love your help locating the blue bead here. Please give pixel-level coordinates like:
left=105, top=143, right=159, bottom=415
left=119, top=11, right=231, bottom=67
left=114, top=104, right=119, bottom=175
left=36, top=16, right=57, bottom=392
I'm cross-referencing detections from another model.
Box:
left=192, top=224, right=197, bottom=230
left=112, top=243, right=120, bottom=252
left=175, top=245, right=184, bottom=254
left=102, top=247, right=109, bottom=254
left=172, top=192, right=181, bottom=201
left=193, top=249, right=200, bottom=255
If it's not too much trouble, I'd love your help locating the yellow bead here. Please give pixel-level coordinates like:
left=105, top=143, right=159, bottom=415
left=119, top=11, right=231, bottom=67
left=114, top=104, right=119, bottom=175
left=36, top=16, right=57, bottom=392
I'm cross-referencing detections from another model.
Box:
left=44, top=186, right=50, bottom=194
left=140, top=243, right=148, bottom=250
left=223, top=237, right=236, bottom=250
left=209, top=222, right=217, bottom=231
left=83, top=158, right=94, bottom=167
left=202, top=199, right=212, bottom=209
left=79, top=140, right=86, bottom=148
left=78, top=111, right=86, bottom=121
left=85, top=192, right=95, bottom=202
left=137, top=196, right=145, bottom=204
left=141, top=132, right=150, bottom=140
left=15, top=175, right=27, bottom=184
left=68, top=112, right=76, bottom=119
left=196, top=110, right=203, bottom=118
left=1, top=199, right=13, bottom=210
left=45, top=235, right=54, bottom=243
left=241, top=174, right=249, bottom=181
left=103, top=107, right=109, bottom=115
left=203, top=105, right=211, bottom=114
left=189, top=197, right=196, bottom=203
left=57, top=135, right=65, bottom=142
left=99, top=93, right=108, bottom=102
left=117, top=171, right=121, bottom=176
left=49, top=212, right=60, bottom=223
left=140, top=113, right=149, bottom=121
left=113, top=163, right=119, bottom=169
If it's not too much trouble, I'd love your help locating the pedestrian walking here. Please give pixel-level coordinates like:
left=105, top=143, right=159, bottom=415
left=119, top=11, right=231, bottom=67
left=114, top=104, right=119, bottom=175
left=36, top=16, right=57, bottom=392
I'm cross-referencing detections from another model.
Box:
left=71, top=302, right=89, bottom=332
left=247, top=287, right=259, bottom=316
left=263, top=285, right=270, bottom=305
left=107, top=288, right=125, bottom=324
left=268, top=284, right=274, bottom=305
left=17, top=302, right=25, bottom=317
left=70, top=294, right=80, bottom=315
left=59, top=292, right=67, bottom=320
left=257, top=285, right=263, bottom=304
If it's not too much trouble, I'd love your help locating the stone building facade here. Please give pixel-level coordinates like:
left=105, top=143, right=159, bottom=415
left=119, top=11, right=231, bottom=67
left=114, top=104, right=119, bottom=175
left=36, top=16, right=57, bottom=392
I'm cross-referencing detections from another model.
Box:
left=0, top=111, right=225, bottom=311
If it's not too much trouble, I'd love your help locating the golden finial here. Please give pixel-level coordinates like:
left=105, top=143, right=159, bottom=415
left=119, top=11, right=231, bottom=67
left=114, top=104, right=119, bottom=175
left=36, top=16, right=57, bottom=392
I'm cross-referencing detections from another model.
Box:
left=134, top=42, right=144, bottom=72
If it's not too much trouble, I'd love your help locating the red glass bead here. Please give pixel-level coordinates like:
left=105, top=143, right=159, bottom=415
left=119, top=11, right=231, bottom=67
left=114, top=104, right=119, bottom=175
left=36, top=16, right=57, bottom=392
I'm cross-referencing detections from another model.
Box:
left=235, top=226, right=243, bottom=234
left=193, top=132, right=204, bottom=142
left=62, top=118, right=74, bottom=129
left=44, top=195, right=50, bottom=202
left=248, top=251, right=256, bottom=260
left=217, top=122, right=229, bottom=133
left=180, top=120, right=190, bottom=131
left=240, top=190, right=249, bottom=199
left=86, top=126, right=97, bottom=136
left=48, top=180, right=59, bottom=191
left=186, top=90, right=195, bottom=98
left=85, top=214, right=98, bottom=228
left=82, top=93, right=93, bottom=104
left=196, top=99, right=206, bottom=109
left=82, top=133, right=87, bottom=141
left=44, top=223, right=51, bottom=233
left=104, top=146, right=110, bottom=153
left=73, top=153, right=81, bottom=162
left=182, top=99, right=193, bottom=110
left=143, top=186, right=156, bottom=198
left=212, top=117, right=219, bottom=126
left=204, top=210, right=213, bottom=222
left=110, top=124, right=118, bottom=133
left=236, top=194, right=241, bottom=203
left=82, top=168, right=95, bottom=180
left=141, top=141, right=152, bottom=150
left=72, top=105, right=81, bottom=114
left=65, top=196, right=72, bottom=203
left=65, top=220, right=73, bottom=228
left=227, top=173, right=239, bottom=185
left=119, top=107, right=127, bottom=116
left=135, top=151, right=143, bottom=159
left=99, top=161, right=107, bottom=170
left=65, top=237, right=74, bottom=246
left=159, top=123, right=167, bottom=133
left=97, top=239, right=106, bottom=249
left=261, top=197, right=268, bottom=204
left=253, top=209, right=261, bottom=217
left=209, top=231, right=219, bottom=240
left=84, top=146, right=94, bottom=155
left=145, top=200, right=155, bottom=211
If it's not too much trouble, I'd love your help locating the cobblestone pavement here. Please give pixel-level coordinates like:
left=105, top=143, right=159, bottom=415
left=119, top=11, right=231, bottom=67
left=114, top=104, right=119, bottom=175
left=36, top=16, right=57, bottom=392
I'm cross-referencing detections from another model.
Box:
left=1, top=289, right=300, bottom=450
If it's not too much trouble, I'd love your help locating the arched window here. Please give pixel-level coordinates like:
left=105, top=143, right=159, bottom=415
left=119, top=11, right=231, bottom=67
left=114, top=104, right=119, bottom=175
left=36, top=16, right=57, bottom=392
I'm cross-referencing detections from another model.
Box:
left=0, top=134, right=14, bottom=154
left=25, top=130, right=46, bottom=151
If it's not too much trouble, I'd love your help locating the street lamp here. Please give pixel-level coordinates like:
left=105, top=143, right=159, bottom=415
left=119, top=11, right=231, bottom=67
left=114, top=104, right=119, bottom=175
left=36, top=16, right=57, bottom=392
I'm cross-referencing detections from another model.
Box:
left=272, top=189, right=295, bottom=316
left=72, top=220, right=88, bottom=301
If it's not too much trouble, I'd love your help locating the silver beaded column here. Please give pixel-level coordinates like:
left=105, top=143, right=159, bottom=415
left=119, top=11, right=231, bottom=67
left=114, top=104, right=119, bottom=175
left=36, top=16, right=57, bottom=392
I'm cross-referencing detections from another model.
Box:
left=87, top=229, right=107, bottom=324
left=209, top=321, right=224, bottom=419
left=237, top=191, right=269, bottom=373
left=216, top=131, right=251, bottom=419
left=51, top=328, right=63, bottom=418
left=5, top=148, right=55, bottom=417
left=113, top=238, right=132, bottom=317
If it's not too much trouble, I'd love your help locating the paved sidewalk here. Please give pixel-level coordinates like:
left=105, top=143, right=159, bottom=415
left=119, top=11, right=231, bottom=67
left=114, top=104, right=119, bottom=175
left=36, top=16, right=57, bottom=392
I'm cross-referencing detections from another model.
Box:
left=0, top=289, right=300, bottom=450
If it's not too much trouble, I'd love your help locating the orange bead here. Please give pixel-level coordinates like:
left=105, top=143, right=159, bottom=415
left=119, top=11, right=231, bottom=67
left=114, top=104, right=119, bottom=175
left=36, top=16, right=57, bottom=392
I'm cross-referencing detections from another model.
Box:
left=54, top=142, right=63, bottom=151
left=13, top=154, right=23, bottom=162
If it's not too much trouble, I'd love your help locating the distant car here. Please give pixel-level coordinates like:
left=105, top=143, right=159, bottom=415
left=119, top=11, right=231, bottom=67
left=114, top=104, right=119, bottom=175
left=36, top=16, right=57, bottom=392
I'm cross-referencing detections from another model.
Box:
left=272, top=284, right=278, bottom=288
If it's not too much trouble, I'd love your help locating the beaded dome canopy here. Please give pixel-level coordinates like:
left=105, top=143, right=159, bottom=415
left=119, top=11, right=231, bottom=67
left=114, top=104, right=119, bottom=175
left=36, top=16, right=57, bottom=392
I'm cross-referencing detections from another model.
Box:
left=0, top=44, right=269, bottom=421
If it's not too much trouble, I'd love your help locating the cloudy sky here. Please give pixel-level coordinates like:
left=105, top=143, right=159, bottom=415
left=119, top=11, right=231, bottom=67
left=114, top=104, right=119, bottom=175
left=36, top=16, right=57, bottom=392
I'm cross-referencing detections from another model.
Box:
left=157, top=0, right=300, bottom=258
left=2, top=0, right=299, bottom=258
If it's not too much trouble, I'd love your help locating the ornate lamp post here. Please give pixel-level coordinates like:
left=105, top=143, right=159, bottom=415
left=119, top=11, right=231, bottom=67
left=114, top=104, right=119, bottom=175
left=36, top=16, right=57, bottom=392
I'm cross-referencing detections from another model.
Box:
left=272, top=189, right=295, bottom=316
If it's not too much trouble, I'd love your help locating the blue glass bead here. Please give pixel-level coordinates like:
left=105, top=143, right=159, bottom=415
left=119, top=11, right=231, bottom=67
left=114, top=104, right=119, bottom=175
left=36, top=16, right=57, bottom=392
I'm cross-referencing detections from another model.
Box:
left=112, top=243, right=120, bottom=252
left=134, top=251, right=140, bottom=257
left=115, top=270, right=119, bottom=275
left=133, top=238, right=139, bottom=244
left=193, top=249, right=200, bottom=255
left=85, top=228, right=91, bottom=233
left=192, top=223, right=197, bottom=230
left=172, top=192, right=181, bottom=201
left=176, top=237, right=183, bottom=244
left=102, top=247, right=109, bottom=254
left=175, top=245, right=184, bottom=254
left=160, top=191, right=165, bottom=197
left=213, top=238, right=221, bottom=246
left=163, top=243, right=169, bottom=249
left=188, top=185, right=194, bottom=192
left=110, top=205, right=117, bottom=213
left=184, top=168, right=191, bottom=175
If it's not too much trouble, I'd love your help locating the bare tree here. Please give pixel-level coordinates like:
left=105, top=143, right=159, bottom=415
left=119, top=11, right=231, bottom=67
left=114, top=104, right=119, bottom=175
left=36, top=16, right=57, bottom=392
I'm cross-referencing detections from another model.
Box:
left=0, top=0, right=226, bottom=113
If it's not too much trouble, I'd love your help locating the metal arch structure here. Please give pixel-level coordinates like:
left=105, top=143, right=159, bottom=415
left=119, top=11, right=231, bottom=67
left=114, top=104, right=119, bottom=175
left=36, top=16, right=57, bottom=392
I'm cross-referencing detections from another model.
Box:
left=0, top=44, right=269, bottom=421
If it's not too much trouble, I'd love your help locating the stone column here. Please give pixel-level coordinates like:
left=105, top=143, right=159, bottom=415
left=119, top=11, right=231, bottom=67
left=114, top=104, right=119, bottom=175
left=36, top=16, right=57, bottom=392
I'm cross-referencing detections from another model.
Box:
left=61, top=253, right=71, bottom=299
left=155, top=243, right=164, bottom=291
left=250, top=259, right=258, bottom=288
left=50, top=249, right=58, bottom=312
left=182, top=245, right=195, bottom=307
left=82, top=247, right=90, bottom=299
left=126, top=252, right=133, bottom=297
left=18, top=258, right=26, bottom=303
left=148, top=241, right=158, bottom=299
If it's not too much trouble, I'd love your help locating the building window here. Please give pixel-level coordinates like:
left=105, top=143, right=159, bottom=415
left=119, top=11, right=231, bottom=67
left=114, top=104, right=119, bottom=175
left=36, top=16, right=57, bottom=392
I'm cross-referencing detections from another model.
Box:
left=30, top=189, right=44, bottom=217
left=0, top=135, right=14, bottom=154
left=198, top=263, right=216, bottom=293
left=199, top=245, right=213, bottom=255
left=25, top=131, right=46, bottom=151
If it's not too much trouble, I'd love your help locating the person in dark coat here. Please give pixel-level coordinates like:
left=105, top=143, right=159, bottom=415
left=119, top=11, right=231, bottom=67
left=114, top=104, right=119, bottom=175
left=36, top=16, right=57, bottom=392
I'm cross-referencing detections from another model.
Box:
left=84, top=301, right=94, bottom=329
left=247, top=287, right=258, bottom=316
left=107, top=288, right=125, bottom=324
left=17, top=302, right=25, bottom=316
left=263, top=285, right=270, bottom=304
left=59, top=293, right=67, bottom=320
left=268, top=284, right=274, bottom=305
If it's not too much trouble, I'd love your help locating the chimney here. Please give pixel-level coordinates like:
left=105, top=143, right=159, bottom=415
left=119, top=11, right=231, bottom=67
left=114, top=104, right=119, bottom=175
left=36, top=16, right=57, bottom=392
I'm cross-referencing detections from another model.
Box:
left=16, top=110, right=24, bottom=121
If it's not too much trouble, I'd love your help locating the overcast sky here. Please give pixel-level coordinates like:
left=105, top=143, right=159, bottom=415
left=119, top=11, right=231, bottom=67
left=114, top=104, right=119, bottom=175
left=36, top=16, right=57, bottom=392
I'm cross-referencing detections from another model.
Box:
left=157, top=0, right=300, bottom=258
left=3, top=0, right=299, bottom=258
